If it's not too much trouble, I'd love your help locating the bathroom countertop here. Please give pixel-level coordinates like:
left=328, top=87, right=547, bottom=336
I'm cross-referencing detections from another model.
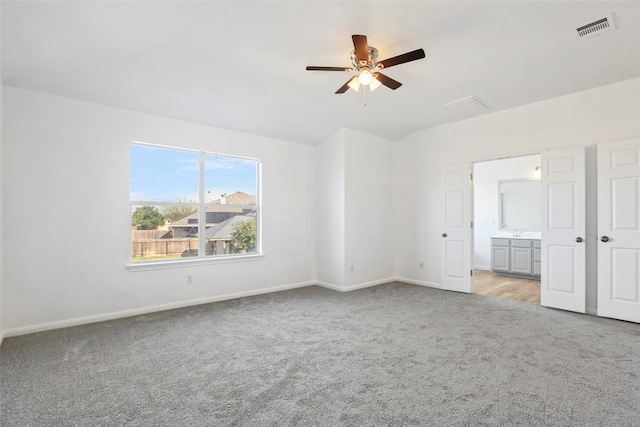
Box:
left=491, top=233, right=541, bottom=240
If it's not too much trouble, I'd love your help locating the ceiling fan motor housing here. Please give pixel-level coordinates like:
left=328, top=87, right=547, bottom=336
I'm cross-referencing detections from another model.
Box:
left=351, top=47, right=379, bottom=70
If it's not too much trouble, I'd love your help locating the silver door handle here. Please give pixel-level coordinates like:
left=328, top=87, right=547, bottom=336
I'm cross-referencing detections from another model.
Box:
left=442, top=233, right=448, bottom=238
left=576, top=237, right=583, bottom=243
left=600, top=235, right=610, bottom=242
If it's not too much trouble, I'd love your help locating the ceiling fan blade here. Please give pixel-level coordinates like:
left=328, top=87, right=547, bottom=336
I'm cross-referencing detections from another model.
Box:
left=335, top=76, right=358, bottom=94
left=377, top=48, right=425, bottom=69
left=352, top=34, right=369, bottom=63
left=374, top=73, right=402, bottom=90
left=306, top=66, right=353, bottom=72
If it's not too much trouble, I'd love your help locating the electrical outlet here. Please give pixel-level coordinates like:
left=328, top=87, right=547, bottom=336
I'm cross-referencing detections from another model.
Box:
left=186, top=274, right=193, bottom=284
left=419, top=262, right=424, bottom=269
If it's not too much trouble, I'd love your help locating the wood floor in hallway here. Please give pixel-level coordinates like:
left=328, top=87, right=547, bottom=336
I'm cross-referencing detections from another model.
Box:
left=474, top=269, right=540, bottom=305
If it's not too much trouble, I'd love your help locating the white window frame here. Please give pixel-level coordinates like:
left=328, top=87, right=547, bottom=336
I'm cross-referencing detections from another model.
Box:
left=127, top=141, right=262, bottom=270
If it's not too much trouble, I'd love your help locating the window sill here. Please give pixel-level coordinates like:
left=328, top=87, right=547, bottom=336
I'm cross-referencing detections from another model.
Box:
left=126, top=253, right=265, bottom=272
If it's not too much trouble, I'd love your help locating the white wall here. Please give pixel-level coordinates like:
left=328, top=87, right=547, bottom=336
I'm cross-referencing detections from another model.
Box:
left=345, top=129, right=394, bottom=287
left=1, top=87, right=316, bottom=335
left=473, top=155, right=540, bottom=270
left=394, top=77, right=640, bottom=312
left=316, top=129, right=395, bottom=289
left=316, top=130, right=346, bottom=287
left=0, top=4, right=3, bottom=343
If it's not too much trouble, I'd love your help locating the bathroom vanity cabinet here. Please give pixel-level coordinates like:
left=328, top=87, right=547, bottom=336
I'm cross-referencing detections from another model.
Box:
left=490, top=238, right=541, bottom=278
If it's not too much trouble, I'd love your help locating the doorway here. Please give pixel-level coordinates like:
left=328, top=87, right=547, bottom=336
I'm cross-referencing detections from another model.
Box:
left=472, top=154, right=541, bottom=305
left=442, top=147, right=590, bottom=314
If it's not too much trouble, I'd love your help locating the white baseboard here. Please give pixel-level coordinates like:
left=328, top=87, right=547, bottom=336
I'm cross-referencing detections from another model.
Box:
left=315, top=281, right=343, bottom=291
left=2, top=280, right=316, bottom=339
left=316, top=277, right=396, bottom=292
left=317, top=277, right=441, bottom=292
left=395, top=276, right=441, bottom=289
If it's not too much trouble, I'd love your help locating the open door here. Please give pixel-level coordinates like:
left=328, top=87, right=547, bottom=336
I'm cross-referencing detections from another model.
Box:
left=441, top=163, right=473, bottom=293
left=597, top=138, right=640, bottom=323
left=540, top=146, right=586, bottom=313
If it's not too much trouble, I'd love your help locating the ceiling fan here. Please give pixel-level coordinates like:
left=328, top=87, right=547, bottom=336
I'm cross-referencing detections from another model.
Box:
left=306, top=34, right=426, bottom=94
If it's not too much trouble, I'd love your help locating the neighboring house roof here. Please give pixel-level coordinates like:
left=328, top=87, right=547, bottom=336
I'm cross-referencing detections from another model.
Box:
left=202, top=213, right=255, bottom=240
left=210, top=191, right=256, bottom=205
left=170, top=206, right=246, bottom=227
left=169, top=192, right=256, bottom=228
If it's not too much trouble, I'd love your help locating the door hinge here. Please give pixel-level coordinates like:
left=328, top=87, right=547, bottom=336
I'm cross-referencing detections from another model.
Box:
left=470, top=173, right=473, bottom=181
left=470, top=269, right=473, bottom=276
left=471, top=221, right=473, bottom=228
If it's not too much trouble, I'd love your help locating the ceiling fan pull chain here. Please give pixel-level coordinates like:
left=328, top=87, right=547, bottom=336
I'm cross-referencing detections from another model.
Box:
left=363, top=85, right=367, bottom=107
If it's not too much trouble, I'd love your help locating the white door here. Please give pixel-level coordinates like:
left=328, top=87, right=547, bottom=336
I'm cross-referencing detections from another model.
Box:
left=541, top=146, right=586, bottom=313
left=441, top=163, right=473, bottom=293
left=597, top=138, right=640, bottom=323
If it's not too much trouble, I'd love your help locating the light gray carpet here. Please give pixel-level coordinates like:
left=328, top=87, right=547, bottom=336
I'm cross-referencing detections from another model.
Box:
left=2, top=282, right=639, bottom=426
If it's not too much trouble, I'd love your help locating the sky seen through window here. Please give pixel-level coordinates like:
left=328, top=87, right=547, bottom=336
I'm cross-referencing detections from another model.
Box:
left=130, top=144, right=257, bottom=203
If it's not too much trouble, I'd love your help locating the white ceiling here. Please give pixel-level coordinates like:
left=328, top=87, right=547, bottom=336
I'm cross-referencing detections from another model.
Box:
left=2, top=1, right=639, bottom=145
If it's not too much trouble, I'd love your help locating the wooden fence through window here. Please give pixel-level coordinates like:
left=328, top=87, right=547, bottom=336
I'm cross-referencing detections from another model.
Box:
left=131, top=238, right=236, bottom=257
left=131, top=238, right=198, bottom=257
left=131, top=230, right=172, bottom=240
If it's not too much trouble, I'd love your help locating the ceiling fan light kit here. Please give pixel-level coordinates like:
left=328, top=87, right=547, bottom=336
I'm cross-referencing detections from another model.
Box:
left=358, top=69, right=373, bottom=85
left=347, top=77, right=360, bottom=92
left=306, top=34, right=425, bottom=98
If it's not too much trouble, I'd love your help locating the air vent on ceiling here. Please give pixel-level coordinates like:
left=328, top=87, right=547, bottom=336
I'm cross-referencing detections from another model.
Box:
left=575, top=14, right=616, bottom=40
left=444, top=96, right=491, bottom=115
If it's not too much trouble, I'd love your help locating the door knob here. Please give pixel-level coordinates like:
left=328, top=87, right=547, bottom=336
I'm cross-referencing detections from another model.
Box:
left=600, top=235, right=610, bottom=242
left=575, top=237, right=583, bottom=243
left=442, top=233, right=448, bottom=238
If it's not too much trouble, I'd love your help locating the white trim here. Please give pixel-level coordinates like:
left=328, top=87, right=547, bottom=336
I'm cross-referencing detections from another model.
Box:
left=316, top=277, right=399, bottom=292
left=395, top=277, right=442, bottom=289
left=198, top=152, right=206, bottom=255
left=2, top=280, right=314, bottom=338
left=255, top=162, right=263, bottom=254
left=314, top=281, right=343, bottom=291
left=126, top=253, right=265, bottom=271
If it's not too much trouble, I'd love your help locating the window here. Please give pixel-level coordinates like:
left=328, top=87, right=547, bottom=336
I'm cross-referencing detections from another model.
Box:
left=130, top=143, right=260, bottom=264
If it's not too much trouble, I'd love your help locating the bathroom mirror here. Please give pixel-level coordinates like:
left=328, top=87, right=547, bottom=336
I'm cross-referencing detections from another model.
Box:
left=498, top=178, right=541, bottom=231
